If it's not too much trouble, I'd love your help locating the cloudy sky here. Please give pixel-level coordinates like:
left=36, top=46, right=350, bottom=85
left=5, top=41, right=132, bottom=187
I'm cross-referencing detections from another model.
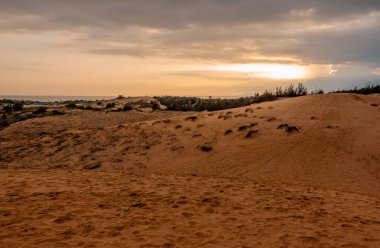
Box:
left=1, top=0, right=380, bottom=96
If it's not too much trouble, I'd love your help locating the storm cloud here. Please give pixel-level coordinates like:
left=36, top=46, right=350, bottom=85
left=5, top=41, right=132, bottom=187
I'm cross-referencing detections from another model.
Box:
left=0, top=0, right=380, bottom=64
left=1, top=1, right=380, bottom=95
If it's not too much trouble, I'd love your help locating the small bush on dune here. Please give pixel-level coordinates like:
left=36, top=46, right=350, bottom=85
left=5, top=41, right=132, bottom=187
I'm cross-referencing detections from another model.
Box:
left=185, top=116, right=198, bottom=121
left=277, top=124, right=290, bottom=129
left=245, top=130, right=258, bottom=138
left=238, top=122, right=257, bottom=131
left=238, top=125, right=249, bottom=131
left=249, top=122, right=258, bottom=127
left=198, top=145, right=213, bottom=152
left=286, top=126, right=299, bottom=133
left=224, top=129, right=233, bottom=135
left=83, top=162, right=102, bottom=170
left=277, top=124, right=299, bottom=133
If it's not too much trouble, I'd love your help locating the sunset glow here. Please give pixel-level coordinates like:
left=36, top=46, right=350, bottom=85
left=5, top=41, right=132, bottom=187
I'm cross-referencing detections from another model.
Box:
left=213, top=64, right=307, bottom=79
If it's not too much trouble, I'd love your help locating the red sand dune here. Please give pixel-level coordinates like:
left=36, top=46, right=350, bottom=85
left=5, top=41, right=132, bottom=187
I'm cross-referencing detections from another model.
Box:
left=1, top=93, right=380, bottom=247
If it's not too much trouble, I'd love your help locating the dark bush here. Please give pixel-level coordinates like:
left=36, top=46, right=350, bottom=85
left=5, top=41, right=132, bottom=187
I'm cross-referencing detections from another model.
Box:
left=333, top=84, right=380, bottom=95
left=245, top=130, right=258, bottom=138
left=277, top=124, right=290, bottom=129
left=12, top=102, right=24, bottom=111
left=286, top=126, right=299, bottom=133
left=106, top=102, right=116, bottom=109
left=51, top=110, right=64, bottom=115
left=151, top=102, right=160, bottom=111
left=198, top=145, right=213, bottom=152
left=33, top=107, right=47, bottom=114
left=311, top=88, right=325, bottom=94
left=65, top=103, right=77, bottom=108
left=155, top=83, right=309, bottom=112
left=83, top=162, right=102, bottom=170
left=238, top=125, right=249, bottom=131
left=122, top=104, right=133, bottom=111
left=0, top=119, right=9, bottom=128
left=185, top=116, right=198, bottom=121
left=2, top=104, right=12, bottom=113
left=224, top=129, right=233, bottom=135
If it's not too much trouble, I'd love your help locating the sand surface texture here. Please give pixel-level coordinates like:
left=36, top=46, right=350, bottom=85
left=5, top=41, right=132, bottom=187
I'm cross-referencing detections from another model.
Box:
left=1, top=93, right=380, bottom=247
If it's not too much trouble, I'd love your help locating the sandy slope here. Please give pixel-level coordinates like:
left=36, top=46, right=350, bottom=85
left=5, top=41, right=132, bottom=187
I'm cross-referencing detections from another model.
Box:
left=1, top=93, right=380, bottom=247
left=1, top=170, right=379, bottom=248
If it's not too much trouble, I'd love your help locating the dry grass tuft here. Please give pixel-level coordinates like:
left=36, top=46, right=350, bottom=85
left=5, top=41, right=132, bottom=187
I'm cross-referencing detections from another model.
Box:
left=198, top=145, right=213, bottom=152
left=185, top=116, right=198, bottom=121
left=245, top=130, right=258, bottom=138
left=83, top=162, right=102, bottom=170
left=286, top=126, right=299, bottom=133
left=224, top=129, right=233, bottom=135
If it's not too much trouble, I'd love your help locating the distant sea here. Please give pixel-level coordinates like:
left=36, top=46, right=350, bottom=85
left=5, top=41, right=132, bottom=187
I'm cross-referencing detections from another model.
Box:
left=1, top=95, right=240, bottom=102
left=0, top=95, right=115, bottom=102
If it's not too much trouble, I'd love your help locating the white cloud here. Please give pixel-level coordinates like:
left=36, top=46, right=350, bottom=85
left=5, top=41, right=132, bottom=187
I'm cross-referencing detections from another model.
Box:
left=329, top=64, right=338, bottom=76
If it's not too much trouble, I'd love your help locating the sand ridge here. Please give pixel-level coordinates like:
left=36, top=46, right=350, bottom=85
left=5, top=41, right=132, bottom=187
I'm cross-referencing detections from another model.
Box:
left=1, top=93, right=379, bottom=196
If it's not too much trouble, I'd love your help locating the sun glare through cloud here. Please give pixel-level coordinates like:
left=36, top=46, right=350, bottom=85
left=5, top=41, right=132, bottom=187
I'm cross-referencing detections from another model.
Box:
left=212, top=64, right=307, bottom=79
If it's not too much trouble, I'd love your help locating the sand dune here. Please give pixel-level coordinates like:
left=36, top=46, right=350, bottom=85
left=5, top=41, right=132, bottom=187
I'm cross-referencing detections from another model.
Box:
left=1, top=93, right=380, bottom=247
